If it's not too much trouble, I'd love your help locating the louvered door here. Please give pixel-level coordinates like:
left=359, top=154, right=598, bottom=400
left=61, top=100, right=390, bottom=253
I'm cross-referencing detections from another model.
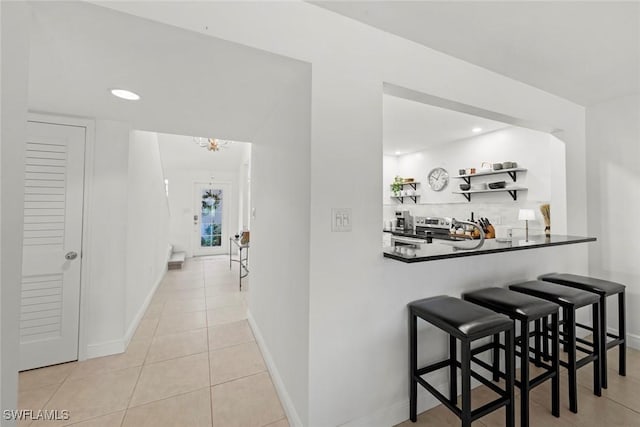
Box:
left=20, top=121, right=85, bottom=371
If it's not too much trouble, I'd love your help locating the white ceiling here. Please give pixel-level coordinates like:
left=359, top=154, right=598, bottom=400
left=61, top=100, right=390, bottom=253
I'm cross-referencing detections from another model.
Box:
left=28, top=2, right=308, bottom=141
left=157, top=133, right=250, bottom=172
left=314, top=1, right=640, bottom=106
left=383, top=94, right=508, bottom=156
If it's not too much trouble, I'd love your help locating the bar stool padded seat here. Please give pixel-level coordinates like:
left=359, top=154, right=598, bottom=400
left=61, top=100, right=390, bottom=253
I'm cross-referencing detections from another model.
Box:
left=539, top=272, right=626, bottom=389
left=539, top=273, right=625, bottom=296
left=409, top=296, right=513, bottom=340
left=463, top=287, right=559, bottom=319
left=509, top=281, right=599, bottom=307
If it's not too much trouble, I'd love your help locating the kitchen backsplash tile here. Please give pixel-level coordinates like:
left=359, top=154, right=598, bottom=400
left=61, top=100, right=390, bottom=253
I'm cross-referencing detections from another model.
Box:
left=384, top=201, right=550, bottom=236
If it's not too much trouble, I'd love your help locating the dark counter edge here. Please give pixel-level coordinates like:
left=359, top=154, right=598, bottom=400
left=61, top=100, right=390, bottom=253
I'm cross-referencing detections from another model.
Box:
left=383, top=236, right=597, bottom=263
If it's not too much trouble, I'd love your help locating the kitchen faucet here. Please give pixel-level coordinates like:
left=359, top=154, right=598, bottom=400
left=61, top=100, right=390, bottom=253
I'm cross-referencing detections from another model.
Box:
left=450, top=218, right=485, bottom=250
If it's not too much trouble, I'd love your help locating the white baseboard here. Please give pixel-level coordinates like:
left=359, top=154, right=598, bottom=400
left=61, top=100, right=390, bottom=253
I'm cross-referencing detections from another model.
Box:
left=123, top=264, right=168, bottom=348
left=86, top=252, right=169, bottom=360
left=247, top=311, right=303, bottom=427
left=340, top=376, right=488, bottom=427
left=86, top=338, right=125, bottom=359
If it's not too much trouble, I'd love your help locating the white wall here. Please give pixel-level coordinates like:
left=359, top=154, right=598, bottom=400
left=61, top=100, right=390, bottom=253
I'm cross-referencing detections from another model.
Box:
left=586, top=94, right=640, bottom=348
left=384, top=126, right=567, bottom=237
left=125, top=130, right=170, bottom=334
left=1, top=2, right=29, bottom=421
left=237, top=144, right=251, bottom=231
left=248, top=68, right=311, bottom=427
left=84, top=120, right=130, bottom=356
left=99, top=3, right=590, bottom=426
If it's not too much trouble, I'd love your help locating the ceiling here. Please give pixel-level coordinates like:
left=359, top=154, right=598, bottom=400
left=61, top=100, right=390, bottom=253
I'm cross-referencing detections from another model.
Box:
left=383, top=94, right=508, bottom=155
left=158, top=133, right=250, bottom=172
left=313, top=1, right=640, bottom=106
left=28, top=2, right=308, bottom=141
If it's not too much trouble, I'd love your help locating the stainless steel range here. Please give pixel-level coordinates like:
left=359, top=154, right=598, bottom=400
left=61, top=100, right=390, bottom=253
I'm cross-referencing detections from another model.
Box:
left=415, top=216, right=452, bottom=239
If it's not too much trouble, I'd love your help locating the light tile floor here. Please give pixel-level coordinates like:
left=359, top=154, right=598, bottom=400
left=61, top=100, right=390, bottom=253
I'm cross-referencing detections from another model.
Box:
left=18, top=256, right=288, bottom=427
left=397, top=341, right=640, bottom=426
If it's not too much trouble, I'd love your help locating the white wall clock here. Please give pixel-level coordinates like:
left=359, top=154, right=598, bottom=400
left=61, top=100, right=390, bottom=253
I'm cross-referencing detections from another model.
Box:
left=427, top=167, right=449, bottom=191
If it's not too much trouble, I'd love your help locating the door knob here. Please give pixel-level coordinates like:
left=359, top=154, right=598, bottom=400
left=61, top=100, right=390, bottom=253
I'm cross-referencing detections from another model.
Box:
left=65, top=251, right=78, bottom=260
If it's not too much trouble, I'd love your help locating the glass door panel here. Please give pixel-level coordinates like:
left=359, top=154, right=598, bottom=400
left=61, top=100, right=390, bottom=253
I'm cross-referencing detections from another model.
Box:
left=200, top=188, right=223, bottom=247
left=193, top=183, right=230, bottom=256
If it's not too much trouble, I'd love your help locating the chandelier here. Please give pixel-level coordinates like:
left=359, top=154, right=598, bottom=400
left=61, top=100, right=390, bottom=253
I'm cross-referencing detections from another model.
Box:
left=193, top=137, right=233, bottom=152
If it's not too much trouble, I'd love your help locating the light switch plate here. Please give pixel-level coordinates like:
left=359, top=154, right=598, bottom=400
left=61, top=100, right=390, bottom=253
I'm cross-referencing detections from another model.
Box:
left=332, top=208, right=352, bottom=232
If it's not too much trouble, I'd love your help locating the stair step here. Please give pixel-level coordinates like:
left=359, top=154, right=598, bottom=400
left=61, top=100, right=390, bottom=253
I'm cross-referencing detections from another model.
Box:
left=168, top=251, right=186, bottom=270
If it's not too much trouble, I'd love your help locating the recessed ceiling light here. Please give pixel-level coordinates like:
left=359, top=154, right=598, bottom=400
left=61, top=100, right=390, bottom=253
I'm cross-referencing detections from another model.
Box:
left=110, top=88, right=140, bottom=101
left=472, top=127, right=482, bottom=133
left=395, top=151, right=402, bottom=155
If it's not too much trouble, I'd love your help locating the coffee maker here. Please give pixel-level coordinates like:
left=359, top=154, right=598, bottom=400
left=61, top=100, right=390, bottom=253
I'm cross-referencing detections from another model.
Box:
left=395, top=210, right=413, bottom=231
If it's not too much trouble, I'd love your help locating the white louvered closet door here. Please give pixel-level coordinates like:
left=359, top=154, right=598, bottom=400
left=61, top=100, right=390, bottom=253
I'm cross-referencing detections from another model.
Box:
left=20, top=121, right=86, bottom=371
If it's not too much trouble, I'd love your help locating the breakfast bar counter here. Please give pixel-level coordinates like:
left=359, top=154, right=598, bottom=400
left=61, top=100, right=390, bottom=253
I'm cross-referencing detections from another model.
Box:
left=383, top=235, right=596, bottom=263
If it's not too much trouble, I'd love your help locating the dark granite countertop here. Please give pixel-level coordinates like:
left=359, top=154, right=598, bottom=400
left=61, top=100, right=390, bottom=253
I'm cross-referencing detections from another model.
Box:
left=383, top=235, right=596, bottom=263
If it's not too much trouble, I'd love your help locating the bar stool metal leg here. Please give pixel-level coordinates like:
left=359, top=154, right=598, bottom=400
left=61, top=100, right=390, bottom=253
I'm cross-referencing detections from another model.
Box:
left=409, top=313, right=417, bottom=422
left=543, top=315, right=550, bottom=361
left=505, top=327, right=515, bottom=427
left=520, top=320, right=530, bottom=427
left=450, top=335, right=457, bottom=403
left=551, top=313, right=560, bottom=417
left=563, top=307, right=570, bottom=353
left=619, top=291, right=626, bottom=376
left=461, top=340, right=472, bottom=427
left=592, top=303, right=602, bottom=397
left=567, top=308, right=578, bottom=413
left=599, top=294, right=608, bottom=388
left=535, top=319, right=542, bottom=367
left=492, top=333, right=500, bottom=382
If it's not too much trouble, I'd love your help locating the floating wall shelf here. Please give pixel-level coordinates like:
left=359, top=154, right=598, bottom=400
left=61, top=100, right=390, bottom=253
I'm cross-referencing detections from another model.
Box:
left=391, top=195, right=420, bottom=204
left=390, top=182, right=420, bottom=203
left=452, top=187, right=527, bottom=202
left=453, top=168, right=527, bottom=185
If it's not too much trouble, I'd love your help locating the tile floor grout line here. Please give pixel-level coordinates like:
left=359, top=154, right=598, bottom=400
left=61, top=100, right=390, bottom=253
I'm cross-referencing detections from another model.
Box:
left=33, top=362, right=78, bottom=419
left=262, top=416, right=288, bottom=427
left=210, top=367, right=269, bottom=388
left=125, top=385, right=212, bottom=411
left=21, top=373, right=68, bottom=427
left=210, top=370, right=270, bottom=390
left=206, top=295, right=215, bottom=426
left=59, top=408, right=125, bottom=427
left=575, top=380, right=640, bottom=415
left=209, top=338, right=259, bottom=354
left=123, top=297, right=162, bottom=425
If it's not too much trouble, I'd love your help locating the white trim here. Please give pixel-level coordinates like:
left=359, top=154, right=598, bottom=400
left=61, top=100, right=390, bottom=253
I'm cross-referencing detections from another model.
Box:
left=27, top=112, right=96, bottom=362
left=339, top=376, right=485, bottom=427
left=86, top=246, right=169, bottom=359
left=247, top=311, right=303, bottom=427
left=608, top=327, right=640, bottom=350
left=122, top=246, right=171, bottom=348
left=340, top=386, right=443, bottom=427
left=86, top=339, right=125, bottom=359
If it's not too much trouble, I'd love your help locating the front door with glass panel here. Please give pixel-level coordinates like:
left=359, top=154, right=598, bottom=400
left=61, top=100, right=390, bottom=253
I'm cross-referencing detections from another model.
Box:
left=193, top=182, right=230, bottom=256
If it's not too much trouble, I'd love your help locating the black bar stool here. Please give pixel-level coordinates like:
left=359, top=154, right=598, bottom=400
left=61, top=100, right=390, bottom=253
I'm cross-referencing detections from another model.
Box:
left=462, top=287, right=560, bottom=427
left=509, top=280, right=602, bottom=413
left=408, top=295, right=515, bottom=427
left=539, top=273, right=626, bottom=388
